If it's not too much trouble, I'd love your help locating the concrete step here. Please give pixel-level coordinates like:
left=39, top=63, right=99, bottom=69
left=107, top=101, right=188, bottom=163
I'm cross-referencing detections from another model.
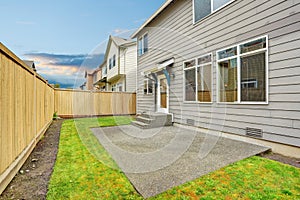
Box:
left=133, top=112, right=173, bottom=129
left=131, top=121, right=150, bottom=129
left=136, top=116, right=154, bottom=124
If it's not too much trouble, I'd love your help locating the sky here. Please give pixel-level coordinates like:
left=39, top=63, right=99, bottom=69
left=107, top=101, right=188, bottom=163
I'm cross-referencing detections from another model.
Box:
left=0, top=0, right=165, bottom=88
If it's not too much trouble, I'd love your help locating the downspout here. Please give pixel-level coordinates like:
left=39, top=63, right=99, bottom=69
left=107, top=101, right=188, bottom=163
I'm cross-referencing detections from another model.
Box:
left=118, top=46, right=124, bottom=91
left=123, top=47, right=127, bottom=92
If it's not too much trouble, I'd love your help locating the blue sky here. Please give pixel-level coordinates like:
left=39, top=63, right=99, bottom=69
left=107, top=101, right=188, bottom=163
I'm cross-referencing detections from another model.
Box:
left=0, top=0, right=165, bottom=88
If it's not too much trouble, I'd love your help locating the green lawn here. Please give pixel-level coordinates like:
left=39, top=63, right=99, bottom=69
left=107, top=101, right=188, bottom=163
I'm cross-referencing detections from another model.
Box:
left=47, top=117, right=300, bottom=200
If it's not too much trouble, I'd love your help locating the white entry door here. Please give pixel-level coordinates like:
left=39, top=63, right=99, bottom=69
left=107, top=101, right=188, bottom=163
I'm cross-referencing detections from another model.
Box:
left=156, top=75, right=169, bottom=113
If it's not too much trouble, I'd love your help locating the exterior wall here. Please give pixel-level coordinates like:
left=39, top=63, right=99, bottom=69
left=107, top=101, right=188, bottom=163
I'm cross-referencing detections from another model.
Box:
left=107, top=41, right=119, bottom=80
left=107, top=77, right=125, bottom=92
left=108, top=42, right=137, bottom=93
left=124, top=45, right=138, bottom=93
left=136, top=0, right=300, bottom=147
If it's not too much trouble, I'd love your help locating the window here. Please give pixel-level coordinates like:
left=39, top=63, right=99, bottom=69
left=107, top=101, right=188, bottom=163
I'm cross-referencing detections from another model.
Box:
left=113, top=55, right=116, bottom=67
left=102, top=66, right=107, bottom=77
left=117, top=83, right=123, bottom=92
left=144, top=79, right=154, bottom=95
left=112, top=84, right=117, bottom=92
left=194, top=0, right=233, bottom=23
left=109, top=58, right=112, bottom=69
left=108, top=55, right=116, bottom=70
left=138, top=33, right=149, bottom=56
left=217, top=36, right=268, bottom=103
left=184, top=54, right=212, bottom=102
left=197, top=55, right=212, bottom=102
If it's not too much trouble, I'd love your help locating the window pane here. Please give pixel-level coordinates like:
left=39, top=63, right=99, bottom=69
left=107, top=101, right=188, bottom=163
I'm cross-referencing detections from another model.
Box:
left=218, top=58, right=237, bottom=102
left=198, top=54, right=212, bottom=65
left=241, top=53, right=266, bottom=102
left=185, top=68, right=196, bottom=101
left=113, top=55, right=116, bottom=67
left=218, top=47, right=237, bottom=59
left=240, top=37, right=266, bottom=54
left=184, top=60, right=196, bottom=68
left=144, top=34, right=148, bottom=53
left=144, top=80, right=147, bottom=94
left=194, top=0, right=211, bottom=22
left=138, top=39, right=143, bottom=56
left=213, top=0, right=231, bottom=11
left=197, top=64, right=212, bottom=102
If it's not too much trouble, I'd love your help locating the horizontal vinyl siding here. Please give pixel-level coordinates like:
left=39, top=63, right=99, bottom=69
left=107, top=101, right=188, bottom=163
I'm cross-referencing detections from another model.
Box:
left=107, top=43, right=119, bottom=80
left=125, top=45, right=137, bottom=93
left=136, top=0, right=300, bottom=147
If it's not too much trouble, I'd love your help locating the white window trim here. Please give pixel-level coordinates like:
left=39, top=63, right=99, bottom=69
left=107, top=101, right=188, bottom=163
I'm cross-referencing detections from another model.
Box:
left=216, top=35, right=269, bottom=105
left=138, top=32, right=149, bottom=57
left=183, top=53, right=213, bottom=104
left=193, top=0, right=236, bottom=24
left=144, top=77, right=154, bottom=95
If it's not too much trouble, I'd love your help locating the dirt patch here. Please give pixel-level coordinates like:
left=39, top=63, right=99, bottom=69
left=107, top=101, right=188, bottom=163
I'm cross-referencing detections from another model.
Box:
left=0, top=119, right=63, bottom=200
left=261, top=152, right=300, bottom=168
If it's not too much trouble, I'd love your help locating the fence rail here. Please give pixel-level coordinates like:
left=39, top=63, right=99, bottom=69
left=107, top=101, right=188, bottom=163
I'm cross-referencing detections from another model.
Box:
left=0, top=43, right=136, bottom=194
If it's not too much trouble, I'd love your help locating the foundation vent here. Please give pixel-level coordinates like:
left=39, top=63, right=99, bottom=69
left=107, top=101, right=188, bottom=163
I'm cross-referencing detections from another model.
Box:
left=246, top=127, right=263, bottom=138
left=186, top=119, right=195, bottom=126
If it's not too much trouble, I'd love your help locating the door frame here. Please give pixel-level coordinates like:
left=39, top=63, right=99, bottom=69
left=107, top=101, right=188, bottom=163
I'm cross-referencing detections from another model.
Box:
left=156, top=74, right=169, bottom=113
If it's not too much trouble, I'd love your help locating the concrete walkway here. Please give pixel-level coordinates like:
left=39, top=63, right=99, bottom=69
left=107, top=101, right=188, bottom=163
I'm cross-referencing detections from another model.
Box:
left=91, top=125, right=269, bottom=198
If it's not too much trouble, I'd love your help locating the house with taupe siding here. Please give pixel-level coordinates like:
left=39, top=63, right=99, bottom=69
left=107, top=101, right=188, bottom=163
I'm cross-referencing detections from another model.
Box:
left=131, top=0, right=300, bottom=155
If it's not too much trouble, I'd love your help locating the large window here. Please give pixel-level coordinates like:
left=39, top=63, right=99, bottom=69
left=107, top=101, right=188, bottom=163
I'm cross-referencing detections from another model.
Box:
left=138, top=33, right=149, bottom=56
left=194, top=0, right=233, bottom=23
left=109, top=55, right=116, bottom=70
left=217, top=36, right=268, bottom=103
left=184, top=54, right=212, bottom=102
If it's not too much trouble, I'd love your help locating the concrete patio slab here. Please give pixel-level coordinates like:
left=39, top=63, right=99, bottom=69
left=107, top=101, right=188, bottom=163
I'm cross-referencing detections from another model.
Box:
left=91, top=125, right=270, bottom=198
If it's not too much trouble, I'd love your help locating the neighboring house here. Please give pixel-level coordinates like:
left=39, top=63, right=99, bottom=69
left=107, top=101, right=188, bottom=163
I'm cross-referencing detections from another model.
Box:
left=84, top=71, right=94, bottom=90
left=83, top=67, right=102, bottom=91
left=105, top=35, right=137, bottom=92
left=132, top=0, right=300, bottom=149
left=94, top=61, right=107, bottom=91
left=23, top=60, right=37, bottom=72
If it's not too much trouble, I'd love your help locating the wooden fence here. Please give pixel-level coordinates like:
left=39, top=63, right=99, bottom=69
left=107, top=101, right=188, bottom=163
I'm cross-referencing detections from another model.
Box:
left=54, top=89, right=136, bottom=118
left=0, top=43, right=54, bottom=194
left=0, top=42, right=136, bottom=194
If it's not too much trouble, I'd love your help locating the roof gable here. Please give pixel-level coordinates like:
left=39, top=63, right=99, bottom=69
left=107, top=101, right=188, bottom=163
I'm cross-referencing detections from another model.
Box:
left=131, top=0, right=174, bottom=38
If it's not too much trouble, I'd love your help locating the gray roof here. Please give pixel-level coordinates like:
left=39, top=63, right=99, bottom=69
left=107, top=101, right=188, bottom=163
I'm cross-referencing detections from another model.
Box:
left=111, top=36, right=135, bottom=46
left=131, top=0, right=174, bottom=38
left=23, top=60, right=37, bottom=72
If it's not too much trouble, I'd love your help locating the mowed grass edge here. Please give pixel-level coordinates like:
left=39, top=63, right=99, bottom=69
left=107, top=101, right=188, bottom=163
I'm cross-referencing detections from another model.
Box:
left=47, top=117, right=300, bottom=199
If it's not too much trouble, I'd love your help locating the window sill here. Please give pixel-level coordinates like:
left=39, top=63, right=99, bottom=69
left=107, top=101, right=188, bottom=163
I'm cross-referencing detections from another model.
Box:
left=183, top=101, right=213, bottom=104
left=216, top=102, right=269, bottom=105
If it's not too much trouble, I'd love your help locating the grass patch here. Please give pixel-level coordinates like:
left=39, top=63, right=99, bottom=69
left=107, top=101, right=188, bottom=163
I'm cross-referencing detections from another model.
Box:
left=47, top=117, right=300, bottom=199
